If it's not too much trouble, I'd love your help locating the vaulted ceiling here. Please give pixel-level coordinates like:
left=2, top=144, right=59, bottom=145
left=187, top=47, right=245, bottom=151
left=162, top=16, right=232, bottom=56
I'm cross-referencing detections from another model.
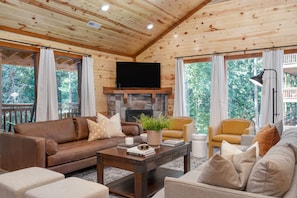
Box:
left=0, top=0, right=220, bottom=58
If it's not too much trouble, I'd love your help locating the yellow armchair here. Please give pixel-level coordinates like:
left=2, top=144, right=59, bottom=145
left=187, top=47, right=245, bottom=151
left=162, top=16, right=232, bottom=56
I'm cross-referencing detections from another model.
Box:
left=162, top=117, right=195, bottom=142
left=208, top=118, right=254, bottom=158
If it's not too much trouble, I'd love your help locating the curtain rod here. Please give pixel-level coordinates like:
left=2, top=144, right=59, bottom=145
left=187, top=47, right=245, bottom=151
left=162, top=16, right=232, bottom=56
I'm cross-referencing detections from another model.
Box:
left=176, top=44, right=297, bottom=59
left=0, top=38, right=91, bottom=57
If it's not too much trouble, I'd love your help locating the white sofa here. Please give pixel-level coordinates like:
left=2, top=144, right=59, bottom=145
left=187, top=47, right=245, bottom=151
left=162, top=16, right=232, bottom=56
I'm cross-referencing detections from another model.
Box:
left=153, top=127, right=297, bottom=198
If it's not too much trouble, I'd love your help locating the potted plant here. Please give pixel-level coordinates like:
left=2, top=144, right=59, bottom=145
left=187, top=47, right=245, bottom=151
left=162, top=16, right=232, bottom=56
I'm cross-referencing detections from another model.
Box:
left=137, top=113, right=171, bottom=147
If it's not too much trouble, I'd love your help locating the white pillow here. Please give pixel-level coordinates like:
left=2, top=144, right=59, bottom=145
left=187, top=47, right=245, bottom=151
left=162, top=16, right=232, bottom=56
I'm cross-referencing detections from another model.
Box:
left=221, top=140, right=242, bottom=156
left=97, top=113, right=125, bottom=137
left=221, top=140, right=260, bottom=160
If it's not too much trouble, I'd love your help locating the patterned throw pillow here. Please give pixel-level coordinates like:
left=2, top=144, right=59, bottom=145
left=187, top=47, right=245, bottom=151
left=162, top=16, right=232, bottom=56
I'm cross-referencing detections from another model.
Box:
left=97, top=113, right=125, bottom=137
left=87, top=119, right=110, bottom=141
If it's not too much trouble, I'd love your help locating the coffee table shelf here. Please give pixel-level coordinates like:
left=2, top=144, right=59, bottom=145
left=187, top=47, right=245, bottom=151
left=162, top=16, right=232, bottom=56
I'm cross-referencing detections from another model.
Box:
left=107, top=167, right=183, bottom=198
left=97, top=143, right=190, bottom=198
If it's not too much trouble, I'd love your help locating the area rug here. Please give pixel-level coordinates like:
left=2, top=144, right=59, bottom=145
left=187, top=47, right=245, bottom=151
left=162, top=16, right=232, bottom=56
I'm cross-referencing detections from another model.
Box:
left=66, top=153, right=207, bottom=198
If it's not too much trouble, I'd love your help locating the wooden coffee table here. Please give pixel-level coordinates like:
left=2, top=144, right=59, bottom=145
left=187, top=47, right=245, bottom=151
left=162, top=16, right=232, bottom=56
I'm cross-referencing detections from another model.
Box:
left=96, top=143, right=190, bottom=198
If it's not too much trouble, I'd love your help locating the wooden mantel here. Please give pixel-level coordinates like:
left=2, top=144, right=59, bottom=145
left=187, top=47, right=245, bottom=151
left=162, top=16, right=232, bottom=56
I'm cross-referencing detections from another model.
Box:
left=103, top=87, right=172, bottom=103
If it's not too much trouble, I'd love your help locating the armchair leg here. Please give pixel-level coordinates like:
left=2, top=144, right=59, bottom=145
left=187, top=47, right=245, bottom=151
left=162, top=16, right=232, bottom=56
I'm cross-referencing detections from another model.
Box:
left=208, top=144, right=213, bottom=158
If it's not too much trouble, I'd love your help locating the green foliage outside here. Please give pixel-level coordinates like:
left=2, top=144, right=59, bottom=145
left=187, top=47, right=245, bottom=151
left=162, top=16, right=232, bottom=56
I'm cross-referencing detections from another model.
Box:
left=56, top=70, right=79, bottom=112
left=2, top=64, right=35, bottom=103
left=185, top=58, right=262, bottom=134
left=2, top=65, right=78, bottom=113
left=185, top=62, right=211, bottom=134
left=227, top=58, right=262, bottom=121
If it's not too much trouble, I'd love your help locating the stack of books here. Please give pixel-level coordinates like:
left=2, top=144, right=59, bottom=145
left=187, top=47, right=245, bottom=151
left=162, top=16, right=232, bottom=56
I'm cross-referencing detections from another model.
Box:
left=117, top=143, right=140, bottom=150
left=126, top=144, right=156, bottom=157
left=161, top=139, right=185, bottom=147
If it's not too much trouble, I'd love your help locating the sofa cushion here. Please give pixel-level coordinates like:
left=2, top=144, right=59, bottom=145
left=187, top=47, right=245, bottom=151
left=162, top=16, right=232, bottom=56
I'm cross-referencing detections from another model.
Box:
left=14, top=118, right=76, bottom=144
left=45, top=139, right=58, bottom=155
left=87, top=119, right=110, bottom=141
left=198, top=147, right=256, bottom=190
left=73, top=116, right=96, bottom=140
left=253, top=126, right=280, bottom=156
left=246, top=143, right=295, bottom=197
left=47, top=137, right=126, bottom=167
left=97, top=113, right=125, bottom=137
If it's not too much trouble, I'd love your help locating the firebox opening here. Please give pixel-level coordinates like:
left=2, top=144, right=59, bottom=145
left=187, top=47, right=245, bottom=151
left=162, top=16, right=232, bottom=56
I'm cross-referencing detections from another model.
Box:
left=125, top=110, right=153, bottom=122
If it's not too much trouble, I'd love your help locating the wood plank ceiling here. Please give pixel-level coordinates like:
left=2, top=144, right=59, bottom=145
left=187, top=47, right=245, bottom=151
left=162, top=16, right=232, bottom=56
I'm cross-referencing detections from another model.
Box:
left=0, top=0, right=214, bottom=58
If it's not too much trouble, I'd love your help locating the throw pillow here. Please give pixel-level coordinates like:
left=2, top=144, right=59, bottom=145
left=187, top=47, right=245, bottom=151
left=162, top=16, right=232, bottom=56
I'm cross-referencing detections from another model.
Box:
left=221, top=140, right=259, bottom=160
left=97, top=113, right=125, bottom=137
left=270, top=119, right=283, bottom=136
left=253, top=126, right=280, bottom=156
left=221, top=140, right=243, bottom=156
left=198, top=147, right=256, bottom=190
left=246, top=144, right=295, bottom=197
left=87, top=119, right=110, bottom=141
left=45, top=139, right=58, bottom=155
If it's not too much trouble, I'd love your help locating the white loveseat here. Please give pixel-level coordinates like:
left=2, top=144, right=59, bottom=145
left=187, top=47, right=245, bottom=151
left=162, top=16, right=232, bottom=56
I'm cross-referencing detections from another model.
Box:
left=153, top=127, right=297, bottom=198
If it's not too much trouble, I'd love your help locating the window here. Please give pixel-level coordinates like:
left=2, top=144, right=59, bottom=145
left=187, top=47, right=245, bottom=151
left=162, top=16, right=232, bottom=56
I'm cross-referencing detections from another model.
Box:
left=227, top=57, right=262, bottom=126
left=185, top=56, right=263, bottom=133
left=0, top=47, right=81, bottom=131
left=185, top=61, right=211, bottom=134
left=56, top=69, right=79, bottom=118
left=283, top=53, right=297, bottom=127
left=2, top=64, right=34, bottom=104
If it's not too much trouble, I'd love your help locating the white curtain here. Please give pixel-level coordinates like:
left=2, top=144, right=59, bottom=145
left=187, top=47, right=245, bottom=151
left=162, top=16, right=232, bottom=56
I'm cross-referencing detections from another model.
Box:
left=260, top=50, right=284, bottom=125
left=81, top=56, right=96, bottom=116
left=209, top=55, right=228, bottom=128
left=173, top=58, right=188, bottom=116
left=36, top=48, right=59, bottom=121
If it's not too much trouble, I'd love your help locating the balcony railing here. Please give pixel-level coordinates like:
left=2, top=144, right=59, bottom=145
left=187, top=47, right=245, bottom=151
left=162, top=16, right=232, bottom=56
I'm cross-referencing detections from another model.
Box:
left=283, top=87, right=297, bottom=102
left=284, top=54, right=297, bottom=65
left=1, top=102, right=80, bottom=132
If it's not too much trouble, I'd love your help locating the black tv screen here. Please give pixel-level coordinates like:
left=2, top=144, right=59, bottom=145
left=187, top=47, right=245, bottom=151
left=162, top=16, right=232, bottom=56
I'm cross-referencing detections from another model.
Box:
left=116, top=62, right=161, bottom=88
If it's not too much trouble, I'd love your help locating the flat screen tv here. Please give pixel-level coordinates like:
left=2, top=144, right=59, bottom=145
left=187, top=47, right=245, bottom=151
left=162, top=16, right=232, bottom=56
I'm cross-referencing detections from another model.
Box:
left=116, top=62, right=161, bottom=88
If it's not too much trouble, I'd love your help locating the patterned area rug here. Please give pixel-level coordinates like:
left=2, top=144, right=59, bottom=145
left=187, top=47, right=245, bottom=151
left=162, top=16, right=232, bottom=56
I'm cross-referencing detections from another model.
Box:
left=66, top=153, right=207, bottom=198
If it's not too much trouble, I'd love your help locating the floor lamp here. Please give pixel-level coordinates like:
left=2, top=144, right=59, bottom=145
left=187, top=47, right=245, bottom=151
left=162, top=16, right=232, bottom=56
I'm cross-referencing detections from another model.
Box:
left=250, top=69, right=278, bottom=123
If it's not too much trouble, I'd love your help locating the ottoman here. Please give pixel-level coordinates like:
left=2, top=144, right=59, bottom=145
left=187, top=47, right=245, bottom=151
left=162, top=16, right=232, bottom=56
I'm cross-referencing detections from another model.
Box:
left=0, top=167, right=64, bottom=198
left=24, top=177, right=109, bottom=198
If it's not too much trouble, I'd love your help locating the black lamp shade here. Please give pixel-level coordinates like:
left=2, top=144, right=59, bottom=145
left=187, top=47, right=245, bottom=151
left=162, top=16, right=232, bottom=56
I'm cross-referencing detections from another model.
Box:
left=250, top=71, right=264, bottom=87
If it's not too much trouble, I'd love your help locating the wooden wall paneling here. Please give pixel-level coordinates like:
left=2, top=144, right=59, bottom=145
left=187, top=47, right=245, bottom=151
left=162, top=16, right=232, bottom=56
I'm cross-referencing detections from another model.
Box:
left=136, top=0, right=297, bottom=116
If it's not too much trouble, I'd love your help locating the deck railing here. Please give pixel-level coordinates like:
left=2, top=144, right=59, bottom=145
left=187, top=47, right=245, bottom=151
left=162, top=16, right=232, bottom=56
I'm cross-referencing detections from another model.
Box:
left=1, top=102, right=80, bottom=132
left=283, top=87, right=297, bottom=102
left=284, top=54, right=297, bottom=65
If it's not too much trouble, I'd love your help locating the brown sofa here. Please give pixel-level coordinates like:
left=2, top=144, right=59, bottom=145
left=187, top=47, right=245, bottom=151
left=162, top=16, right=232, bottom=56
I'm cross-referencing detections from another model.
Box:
left=0, top=116, right=143, bottom=174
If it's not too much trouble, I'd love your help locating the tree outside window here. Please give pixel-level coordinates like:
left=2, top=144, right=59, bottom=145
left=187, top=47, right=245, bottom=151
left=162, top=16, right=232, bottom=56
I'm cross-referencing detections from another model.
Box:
left=185, top=57, right=262, bottom=134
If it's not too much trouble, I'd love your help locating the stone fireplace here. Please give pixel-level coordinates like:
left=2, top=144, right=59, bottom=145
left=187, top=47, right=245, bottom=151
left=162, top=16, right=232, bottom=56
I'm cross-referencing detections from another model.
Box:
left=103, top=87, right=172, bottom=122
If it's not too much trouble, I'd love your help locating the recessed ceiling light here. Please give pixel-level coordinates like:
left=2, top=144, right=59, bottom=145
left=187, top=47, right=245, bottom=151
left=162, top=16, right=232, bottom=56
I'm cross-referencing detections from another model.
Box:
left=147, top=23, right=154, bottom=30
left=101, top=4, right=110, bottom=11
